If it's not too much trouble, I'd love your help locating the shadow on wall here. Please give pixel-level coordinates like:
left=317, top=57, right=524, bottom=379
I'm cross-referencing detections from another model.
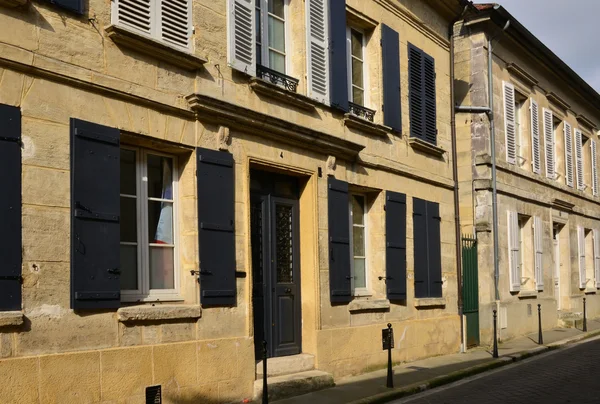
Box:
left=454, top=79, right=472, bottom=107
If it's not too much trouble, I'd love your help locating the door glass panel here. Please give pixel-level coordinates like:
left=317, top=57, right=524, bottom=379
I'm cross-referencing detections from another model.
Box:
left=147, top=154, right=173, bottom=199
left=149, top=247, right=175, bottom=289
left=120, top=149, right=137, bottom=195
left=351, top=195, right=364, bottom=224
left=120, top=197, right=137, bottom=242
left=120, top=245, right=138, bottom=290
left=353, top=227, right=365, bottom=256
left=275, top=204, right=293, bottom=283
left=148, top=201, right=173, bottom=244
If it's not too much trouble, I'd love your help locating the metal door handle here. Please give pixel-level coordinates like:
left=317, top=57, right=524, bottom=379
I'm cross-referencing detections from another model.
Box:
left=285, top=288, right=291, bottom=294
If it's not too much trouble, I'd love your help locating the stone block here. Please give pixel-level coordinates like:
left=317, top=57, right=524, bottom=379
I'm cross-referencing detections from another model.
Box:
left=22, top=166, right=70, bottom=208
left=0, top=8, right=38, bottom=51
left=0, top=312, right=23, bottom=327
left=104, top=40, right=158, bottom=88
left=0, top=357, right=39, bottom=403
left=39, top=351, right=101, bottom=403
left=142, top=325, right=161, bottom=345
left=0, top=333, right=15, bottom=358
left=117, top=305, right=201, bottom=322
left=22, top=206, right=69, bottom=262
left=197, top=338, right=238, bottom=382
left=0, top=69, right=25, bottom=107
left=153, top=342, right=197, bottom=389
left=161, top=322, right=196, bottom=343
left=163, top=383, right=219, bottom=404
left=119, top=323, right=142, bottom=347
left=22, top=261, right=70, bottom=308
left=219, top=378, right=254, bottom=403
left=157, top=63, right=195, bottom=95
left=21, top=119, right=70, bottom=170
left=101, top=346, right=153, bottom=401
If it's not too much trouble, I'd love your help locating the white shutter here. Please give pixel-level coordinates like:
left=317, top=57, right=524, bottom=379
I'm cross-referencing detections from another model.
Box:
left=534, top=216, right=543, bottom=291
left=508, top=211, right=520, bottom=292
left=227, top=0, right=256, bottom=76
left=530, top=99, right=541, bottom=174
left=543, top=108, right=555, bottom=179
left=592, top=139, right=598, bottom=196
left=578, top=226, right=586, bottom=289
left=565, top=122, right=574, bottom=187
left=159, top=0, right=192, bottom=51
left=594, top=229, right=600, bottom=288
left=503, top=82, right=517, bottom=165
left=112, top=0, right=153, bottom=36
left=306, top=0, right=330, bottom=104
left=574, top=128, right=584, bottom=190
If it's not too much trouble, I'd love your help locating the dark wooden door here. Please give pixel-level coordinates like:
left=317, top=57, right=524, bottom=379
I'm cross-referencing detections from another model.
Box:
left=251, top=171, right=301, bottom=358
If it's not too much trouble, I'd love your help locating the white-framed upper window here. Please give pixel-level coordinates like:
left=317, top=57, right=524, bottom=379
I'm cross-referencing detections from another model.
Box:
left=111, top=0, right=193, bottom=52
left=120, top=146, right=180, bottom=302
left=346, top=27, right=366, bottom=106
left=349, top=194, right=368, bottom=295
left=255, top=0, right=288, bottom=73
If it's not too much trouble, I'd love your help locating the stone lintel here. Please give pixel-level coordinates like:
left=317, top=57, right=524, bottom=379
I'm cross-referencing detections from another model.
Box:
left=414, top=298, right=446, bottom=308
left=546, top=92, right=571, bottom=114
left=552, top=198, right=575, bottom=211
left=343, top=114, right=390, bottom=137
left=117, top=305, right=201, bottom=322
left=105, top=25, right=207, bottom=71
left=506, top=63, right=538, bottom=88
left=577, top=114, right=597, bottom=131
left=249, top=78, right=317, bottom=112
left=0, top=311, right=24, bottom=327
left=348, top=299, right=391, bottom=313
left=186, top=93, right=365, bottom=161
left=408, top=137, right=446, bottom=158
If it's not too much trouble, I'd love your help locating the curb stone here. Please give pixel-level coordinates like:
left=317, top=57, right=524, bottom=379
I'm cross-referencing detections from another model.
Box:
left=348, top=330, right=600, bottom=404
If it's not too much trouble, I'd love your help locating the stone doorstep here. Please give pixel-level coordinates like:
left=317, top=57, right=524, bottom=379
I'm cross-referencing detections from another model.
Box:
left=557, top=310, right=583, bottom=328
left=253, top=370, right=335, bottom=402
left=256, top=354, right=315, bottom=378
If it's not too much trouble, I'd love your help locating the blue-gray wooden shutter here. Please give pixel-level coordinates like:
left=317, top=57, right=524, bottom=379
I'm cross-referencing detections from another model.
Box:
left=426, top=201, right=442, bottom=297
left=197, top=148, right=236, bottom=306
left=423, top=53, right=437, bottom=145
left=0, top=104, right=22, bottom=311
left=408, top=44, right=424, bottom=141
left=49, top=0, right=84, bottom=14
left=413, top=198, right=427, bottom=298
left=385, top=191, right=406, bottom=300
left=381, top=24, right=401, bottom=132
left=71, top=119, right=121, bottom=310
left=328, top=0, right=349, bottom=112
left=328, top=177, right=351, bottom=303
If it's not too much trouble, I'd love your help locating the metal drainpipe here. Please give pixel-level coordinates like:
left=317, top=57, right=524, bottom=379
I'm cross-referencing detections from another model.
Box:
left=450, top=6, right=469, bottom=353
left=489, top=37, right=500, bottom=302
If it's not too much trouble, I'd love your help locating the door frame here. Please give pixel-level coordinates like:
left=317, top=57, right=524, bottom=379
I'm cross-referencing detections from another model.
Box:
left=554, top=225, right=561, bottom=310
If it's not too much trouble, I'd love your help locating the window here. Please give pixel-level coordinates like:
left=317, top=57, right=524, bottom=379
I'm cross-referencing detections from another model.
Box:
left=408, top=44, right=437, bottom=145
left=349, top=194, right=367, bottom=294
left=255, top=0, right=287, bottom=73
left=413, top=199, right=442, bottom=298
left=120, top=147, right=179, bottom=301
left=517, top=214, right=534, bottom=290
left=585, top=229, right=594, bottom=290
left=111, top=0, right=193, bottom=52
left=514, top=93, right=527, bottom=166
left=347, top=27, right=366, bottom=107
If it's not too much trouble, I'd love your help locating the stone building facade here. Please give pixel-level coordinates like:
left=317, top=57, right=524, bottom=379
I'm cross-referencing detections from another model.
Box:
left=0, top=0, right=467, bottom=402
left=455, top=4, right=600, bottom=345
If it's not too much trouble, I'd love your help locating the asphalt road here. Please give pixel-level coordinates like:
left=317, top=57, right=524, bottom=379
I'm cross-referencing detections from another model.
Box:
left=391, top=337, right=600, bottom=404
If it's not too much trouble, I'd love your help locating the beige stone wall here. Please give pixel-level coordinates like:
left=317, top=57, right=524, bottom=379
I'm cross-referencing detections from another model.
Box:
left=455, top=20, right=600, bottom=345
left=0, top=0, right=461, bottom=402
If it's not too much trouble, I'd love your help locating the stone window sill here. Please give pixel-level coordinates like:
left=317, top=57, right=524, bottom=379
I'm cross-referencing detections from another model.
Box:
left=0, top=311, right=24, bottom=327
left=408, top=137, right=445, bottom=157
left=343, top=114, right=390, bottom=137
left=584, top=288, right=597, bottom=295
left=517, top=290, right=538, bottom=299
left=414, top=297, right=445, bottom=308
left=117, top=304, right=202, bottom=323
left=348, top=299, right=390, bottom=313
left=105, top=25, right=207, bottom=71
left=249, top=78, right=316, bottom=111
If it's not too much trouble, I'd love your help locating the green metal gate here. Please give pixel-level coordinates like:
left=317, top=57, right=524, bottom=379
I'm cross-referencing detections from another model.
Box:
left=462, top=235, right=479, bottom=347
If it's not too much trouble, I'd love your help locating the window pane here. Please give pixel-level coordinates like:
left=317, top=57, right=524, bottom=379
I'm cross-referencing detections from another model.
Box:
left=351, top=30, right=363, bottom=58
left=120, top=197, right=137, bottom=242
left=120, top=149, right=136, bottom=195
left=269, top=0, right=285, bottom=18
left=255, top=8, right=261, bottom=44
left=148, top=201, right=174, bottom=244
left=147, top=154, right=173, bottom=199
left=269, top=51, right=285, bottom=74
left=353, top=258, right=366, bottom=289
left=120, top=245, right=138, bottom=290
left=257, top=44, right=262, bottom=65
left=353, top=227, right=365, bottom=256
left=351, top=195, right=364, bottom=225
left=352, top=87, right=364, bottom=106
left=268, top=16, right=285, bottom=53
left=275, top=204, right=293, bottom=283
left=352, top=58, right=363, bottom=88
left=149, top=247, right=175, bottom=289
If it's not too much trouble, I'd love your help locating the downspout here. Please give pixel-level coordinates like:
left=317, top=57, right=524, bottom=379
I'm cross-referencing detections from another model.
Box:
left=450, top=5, right=469, bottom=353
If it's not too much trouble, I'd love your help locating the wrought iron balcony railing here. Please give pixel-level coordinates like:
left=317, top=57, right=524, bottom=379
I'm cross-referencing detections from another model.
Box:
left=349, top=102, right=376, bottom=122
left=256, top=64, right=299, bottom=93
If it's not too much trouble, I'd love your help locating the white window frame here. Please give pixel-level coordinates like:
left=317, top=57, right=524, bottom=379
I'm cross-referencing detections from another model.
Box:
left=349, top=193, right=369, bottom=296
left=255, top=0, right=290, bottom=73
left=346, top=26, right=368, bottom=107
left=111, top=0, right=193, bottom=53
left=120, top=146, right=181, bottom=302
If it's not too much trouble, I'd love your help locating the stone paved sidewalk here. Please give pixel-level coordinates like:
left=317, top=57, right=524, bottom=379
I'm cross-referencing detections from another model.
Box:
left=274, top=319, right=600, bottom=404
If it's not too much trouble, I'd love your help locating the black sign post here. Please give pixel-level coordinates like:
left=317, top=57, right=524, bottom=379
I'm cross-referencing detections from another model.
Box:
left=382, top=323, right=394, bottom=388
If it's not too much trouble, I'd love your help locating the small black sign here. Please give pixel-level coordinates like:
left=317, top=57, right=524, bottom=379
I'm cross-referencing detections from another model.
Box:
left=382, top=328, right=394, bottom=350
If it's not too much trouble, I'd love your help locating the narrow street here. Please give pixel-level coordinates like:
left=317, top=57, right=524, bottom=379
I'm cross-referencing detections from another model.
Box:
left=392, top=338, right=600, bottom=404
